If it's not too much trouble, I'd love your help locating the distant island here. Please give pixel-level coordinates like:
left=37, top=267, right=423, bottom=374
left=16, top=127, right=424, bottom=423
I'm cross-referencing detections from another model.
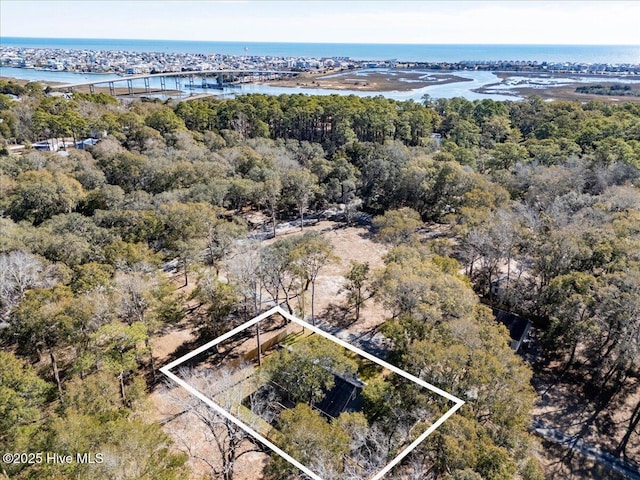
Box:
left=1, top=45, right=639, bottom=76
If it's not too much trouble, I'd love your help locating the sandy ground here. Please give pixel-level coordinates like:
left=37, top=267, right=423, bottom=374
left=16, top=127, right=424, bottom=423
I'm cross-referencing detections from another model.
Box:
left=150, top=385, right=271, bottom=480
left=532, top=360, right=640, bottom=478
left=262, top=220, right=389, bottom=332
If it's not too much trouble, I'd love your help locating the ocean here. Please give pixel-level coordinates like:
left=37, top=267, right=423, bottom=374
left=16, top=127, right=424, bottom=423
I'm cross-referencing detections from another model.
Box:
left=2, top=37, right=639, bottom=64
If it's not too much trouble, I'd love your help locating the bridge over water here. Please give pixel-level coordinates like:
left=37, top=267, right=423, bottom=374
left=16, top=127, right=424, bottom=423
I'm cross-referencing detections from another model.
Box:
left=50, top=69, right=300, bottom=96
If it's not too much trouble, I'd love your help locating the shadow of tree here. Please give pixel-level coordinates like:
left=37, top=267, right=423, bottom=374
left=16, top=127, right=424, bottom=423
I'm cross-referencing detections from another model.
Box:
left=155, top=312, right=288, bottom=379
left=318, top=302, right=353, bottom=328
left=543, top=441, right=629, bottom=480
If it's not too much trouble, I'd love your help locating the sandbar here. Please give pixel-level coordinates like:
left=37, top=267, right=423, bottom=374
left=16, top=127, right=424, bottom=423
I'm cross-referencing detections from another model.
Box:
left=263, top=69, right=473, bottom=92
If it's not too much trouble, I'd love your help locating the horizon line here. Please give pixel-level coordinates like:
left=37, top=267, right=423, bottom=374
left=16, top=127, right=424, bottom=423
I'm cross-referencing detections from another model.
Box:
left=2, top=36, right=638, bottom=48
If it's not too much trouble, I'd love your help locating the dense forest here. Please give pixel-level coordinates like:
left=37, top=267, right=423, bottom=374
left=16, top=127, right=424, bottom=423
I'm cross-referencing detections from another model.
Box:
left=1, top=78, right=639, bottom=479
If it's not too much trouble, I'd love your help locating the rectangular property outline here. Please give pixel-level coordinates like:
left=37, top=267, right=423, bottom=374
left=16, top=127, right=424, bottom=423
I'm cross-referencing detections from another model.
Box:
left=160, top=305, right=465, bottom=480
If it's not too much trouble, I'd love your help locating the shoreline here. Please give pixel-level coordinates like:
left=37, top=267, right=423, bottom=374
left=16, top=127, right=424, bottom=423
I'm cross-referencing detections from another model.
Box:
left=474, top=71, right=640, bottom=103
left=262, top=69, right=640, bottom=102
left=261, top=69, right=473, bottom=92
left=4, top=68, right=640, bottom=103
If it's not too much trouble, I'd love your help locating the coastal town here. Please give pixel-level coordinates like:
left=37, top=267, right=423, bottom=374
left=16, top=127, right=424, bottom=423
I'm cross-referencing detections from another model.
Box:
left=0, top=46, right=356, bottom=75
left=1, top=45, right=639, bottom=76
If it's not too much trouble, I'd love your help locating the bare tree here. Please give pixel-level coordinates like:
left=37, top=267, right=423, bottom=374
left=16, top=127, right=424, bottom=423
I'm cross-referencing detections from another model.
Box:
left=258, top=239, right=301, bottom=313
left=402, top=449, right=435, bottom=480
left=226, top=239, right=264, bottom=363
left=226, top=239, right=262, bottom=318
left=115, top=271, right=180, bottom=381
left=262, top=175, right=282, bottom=238
left=165, top=364, right=266, bottom=480
left=342, top=425, right=391, bottom=480
left=0, top=250, right=56, bottom=322
left=283, top=168, right=316, bottom=231
left=205, top=216, right=247, bottom=276
left=115, top=271, right=154, bottom=325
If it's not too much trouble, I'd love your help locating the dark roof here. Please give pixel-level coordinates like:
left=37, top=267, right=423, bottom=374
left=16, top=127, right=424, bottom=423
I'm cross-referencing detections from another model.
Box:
left=314, top=375, right=363, bottom=419
left=492, top=308, right=531, bottom=352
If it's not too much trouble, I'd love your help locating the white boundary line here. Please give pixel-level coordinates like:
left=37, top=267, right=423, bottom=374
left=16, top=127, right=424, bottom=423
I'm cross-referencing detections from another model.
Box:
left=160, top=305, right=464, bottom=480
left=161, top=367, right=322, bottom=479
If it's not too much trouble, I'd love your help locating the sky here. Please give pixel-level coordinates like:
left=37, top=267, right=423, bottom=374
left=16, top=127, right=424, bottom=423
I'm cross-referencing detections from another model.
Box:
left=1, top=1, right=639, bottom=45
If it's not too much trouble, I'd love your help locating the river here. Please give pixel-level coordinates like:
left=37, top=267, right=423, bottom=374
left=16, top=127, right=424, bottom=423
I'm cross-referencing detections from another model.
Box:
left=2, top=66, right=639, bottom=102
